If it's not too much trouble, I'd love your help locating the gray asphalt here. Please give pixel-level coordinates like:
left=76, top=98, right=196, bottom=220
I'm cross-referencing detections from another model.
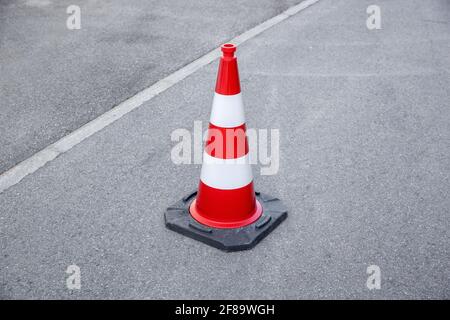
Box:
left=1, top=0, right=449, bottom=299
left=0, top=0, right=299, bottom=174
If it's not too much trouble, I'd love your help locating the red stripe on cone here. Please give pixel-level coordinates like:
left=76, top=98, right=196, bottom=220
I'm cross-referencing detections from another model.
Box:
left=190, top=181, right=261, bottom=229
left=205, top=123, right=249, bottom=159
left=215, top=44, right=241, bottom=95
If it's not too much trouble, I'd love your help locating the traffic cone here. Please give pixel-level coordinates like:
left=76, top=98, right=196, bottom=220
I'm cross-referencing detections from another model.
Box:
left=165, top=44, right=287, bottom=251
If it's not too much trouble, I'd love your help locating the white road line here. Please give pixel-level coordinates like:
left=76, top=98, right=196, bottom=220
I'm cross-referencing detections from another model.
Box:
left=0, top=0, right=320, bottom=194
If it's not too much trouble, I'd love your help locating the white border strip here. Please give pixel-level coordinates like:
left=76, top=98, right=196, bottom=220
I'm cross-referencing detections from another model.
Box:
left=210, top=93, right=245, bottom=128
left=0, top=0, right=320, bottom=194
left=201, top=152, right=253, bottom=190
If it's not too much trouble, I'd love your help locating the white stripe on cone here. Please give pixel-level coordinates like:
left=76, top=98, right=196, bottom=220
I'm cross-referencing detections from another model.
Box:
left=209, top=93, right=246, bottom=128
left=200, top=152, right=253, bottom=190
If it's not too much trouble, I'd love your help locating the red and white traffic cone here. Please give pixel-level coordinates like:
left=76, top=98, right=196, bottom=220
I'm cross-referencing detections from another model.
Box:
left=190, top=43, right=262, bottom=229
left=165, top=44, right=287, bottom=251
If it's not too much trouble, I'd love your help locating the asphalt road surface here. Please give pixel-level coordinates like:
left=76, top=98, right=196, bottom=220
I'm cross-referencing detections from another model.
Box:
left=0, top=0, right=449, bottom=299
left=0, top=0, right=299, bottom=174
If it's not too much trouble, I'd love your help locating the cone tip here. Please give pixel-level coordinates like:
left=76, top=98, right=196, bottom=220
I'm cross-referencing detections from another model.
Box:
left=221, top=43, right=236, bottom=57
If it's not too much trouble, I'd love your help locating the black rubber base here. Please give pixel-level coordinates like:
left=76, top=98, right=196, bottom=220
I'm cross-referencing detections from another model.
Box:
left=164, top=191, right=287, bottom=252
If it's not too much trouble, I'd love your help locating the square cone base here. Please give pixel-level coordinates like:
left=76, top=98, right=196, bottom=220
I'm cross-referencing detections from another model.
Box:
left=164, top=191, right=287, bottom=252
